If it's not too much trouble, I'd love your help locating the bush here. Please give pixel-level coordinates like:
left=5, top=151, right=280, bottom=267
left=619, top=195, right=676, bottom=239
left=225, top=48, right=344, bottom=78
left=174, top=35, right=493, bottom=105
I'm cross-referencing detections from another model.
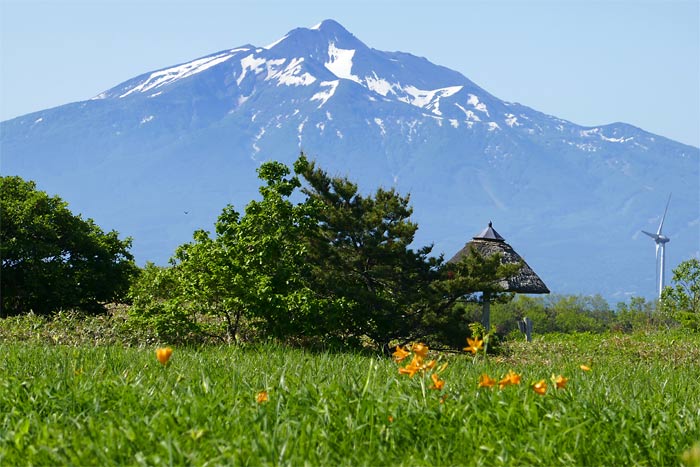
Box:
left=1, top=176, right=137, bottom=316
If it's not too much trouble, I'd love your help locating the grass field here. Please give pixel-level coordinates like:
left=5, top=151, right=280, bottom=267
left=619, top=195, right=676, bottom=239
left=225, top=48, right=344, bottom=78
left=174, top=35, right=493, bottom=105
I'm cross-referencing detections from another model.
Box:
left=1, top=331, right=699, bottom=466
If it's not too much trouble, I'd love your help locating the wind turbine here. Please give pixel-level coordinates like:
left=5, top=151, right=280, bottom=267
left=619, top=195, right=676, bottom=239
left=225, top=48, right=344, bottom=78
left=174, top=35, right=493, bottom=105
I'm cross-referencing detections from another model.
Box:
left=642, top=194, right=671, bottom=298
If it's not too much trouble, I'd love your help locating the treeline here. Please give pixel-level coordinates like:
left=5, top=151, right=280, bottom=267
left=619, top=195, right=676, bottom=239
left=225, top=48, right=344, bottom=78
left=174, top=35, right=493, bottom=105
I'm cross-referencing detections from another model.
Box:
left=127, top=155, right=518, bottom=350
left=464, top=294, right=666, bottom=337
left=2, top=155, right=699, bottom=349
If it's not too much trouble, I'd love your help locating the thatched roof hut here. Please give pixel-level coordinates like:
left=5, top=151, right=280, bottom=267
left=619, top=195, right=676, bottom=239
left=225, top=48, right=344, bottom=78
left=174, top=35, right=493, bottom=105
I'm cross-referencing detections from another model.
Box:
left=449, top=222, right=549, bottom=331
left=449, top=222, right=550, bottom=294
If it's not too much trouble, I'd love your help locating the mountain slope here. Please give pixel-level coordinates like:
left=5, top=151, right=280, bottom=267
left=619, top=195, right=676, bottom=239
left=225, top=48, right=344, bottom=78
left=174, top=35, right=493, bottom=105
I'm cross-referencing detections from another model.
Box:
left=2, top=19, right=698, bottom=300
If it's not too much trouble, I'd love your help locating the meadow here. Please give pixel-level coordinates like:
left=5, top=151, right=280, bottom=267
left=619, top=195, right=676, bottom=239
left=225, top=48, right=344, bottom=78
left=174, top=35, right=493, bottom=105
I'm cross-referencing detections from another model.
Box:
left=1, top=330, right=699, bottom=466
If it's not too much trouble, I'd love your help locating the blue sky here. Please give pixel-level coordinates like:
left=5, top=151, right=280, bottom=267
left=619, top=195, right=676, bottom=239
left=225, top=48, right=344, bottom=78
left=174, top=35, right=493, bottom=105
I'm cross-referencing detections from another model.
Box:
left=1, top=0, right=698, bottom=147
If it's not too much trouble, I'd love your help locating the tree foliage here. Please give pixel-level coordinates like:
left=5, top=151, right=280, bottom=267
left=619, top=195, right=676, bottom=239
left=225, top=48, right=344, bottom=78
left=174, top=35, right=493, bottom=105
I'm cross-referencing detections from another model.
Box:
left=1, top=176, right=137, bottom=317
left=661, top=258, right=700, bottom=330
left=425, top=249, right=520, bottom=346
left=129, top=161, right=337, bottom=343
left=488, top=294, right=614, bottom=335
left=294, top=155, right=441, bottom=347
left=130, top=154, right=523, bottom=347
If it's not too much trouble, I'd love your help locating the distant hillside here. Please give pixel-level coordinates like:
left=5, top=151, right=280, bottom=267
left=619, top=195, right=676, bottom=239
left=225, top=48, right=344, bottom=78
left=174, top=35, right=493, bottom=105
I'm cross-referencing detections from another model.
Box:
left=2, top=19, right=698, bottom=300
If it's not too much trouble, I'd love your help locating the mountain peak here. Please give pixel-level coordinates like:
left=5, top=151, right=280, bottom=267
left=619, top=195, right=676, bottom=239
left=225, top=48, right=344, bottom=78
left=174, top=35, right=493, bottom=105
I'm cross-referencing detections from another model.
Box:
left=309, top=19, right=361, bottom=47
left=310, top=19, right=350, bottom=34
left=264, top=19, right=361, bottom=52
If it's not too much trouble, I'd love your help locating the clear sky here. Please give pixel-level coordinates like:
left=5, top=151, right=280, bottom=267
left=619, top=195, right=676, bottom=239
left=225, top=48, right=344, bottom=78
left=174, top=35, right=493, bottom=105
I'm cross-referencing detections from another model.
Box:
left=1, top=0, right=699, bottom=147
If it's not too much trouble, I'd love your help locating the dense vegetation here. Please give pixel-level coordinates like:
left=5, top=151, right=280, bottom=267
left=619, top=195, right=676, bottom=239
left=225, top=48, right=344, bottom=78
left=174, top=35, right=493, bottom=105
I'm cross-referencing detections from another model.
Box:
left=2, top=157, right=700, bottom=348
left=1, top=330, right=699, bottom=466
left=127, top=155, right=518, bottom=349
left=2, top=157, right=700, bottom=465
left=0, top=176, right=138, bottom=317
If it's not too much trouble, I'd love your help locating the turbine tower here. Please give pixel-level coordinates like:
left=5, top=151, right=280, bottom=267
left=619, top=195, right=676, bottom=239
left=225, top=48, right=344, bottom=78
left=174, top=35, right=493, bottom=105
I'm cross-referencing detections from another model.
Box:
left=642, top=194, right=671, bottom=298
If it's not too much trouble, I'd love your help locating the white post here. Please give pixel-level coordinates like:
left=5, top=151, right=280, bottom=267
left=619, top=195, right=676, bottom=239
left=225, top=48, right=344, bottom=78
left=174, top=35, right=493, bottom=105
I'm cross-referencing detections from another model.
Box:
left=524, top=317, right=533, bottom=342
left=658, top=244, right=666, bottom=298
left=482, top=293, right=491, bottom=332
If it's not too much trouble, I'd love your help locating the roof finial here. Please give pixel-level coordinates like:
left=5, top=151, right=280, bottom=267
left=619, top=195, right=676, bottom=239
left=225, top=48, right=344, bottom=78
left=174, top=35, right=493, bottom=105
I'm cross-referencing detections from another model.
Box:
left=473, top=221, right=505, bottom=242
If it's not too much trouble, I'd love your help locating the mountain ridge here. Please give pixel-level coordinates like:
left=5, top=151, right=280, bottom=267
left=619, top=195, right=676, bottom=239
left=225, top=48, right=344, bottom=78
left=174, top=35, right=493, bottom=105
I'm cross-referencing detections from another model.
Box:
left=2, top=19, right=698, bottom=300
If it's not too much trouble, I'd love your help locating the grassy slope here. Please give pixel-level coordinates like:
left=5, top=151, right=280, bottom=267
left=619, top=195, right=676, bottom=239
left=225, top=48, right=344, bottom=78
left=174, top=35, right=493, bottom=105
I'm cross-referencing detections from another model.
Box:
left=1, top=332, right=699, bottom=466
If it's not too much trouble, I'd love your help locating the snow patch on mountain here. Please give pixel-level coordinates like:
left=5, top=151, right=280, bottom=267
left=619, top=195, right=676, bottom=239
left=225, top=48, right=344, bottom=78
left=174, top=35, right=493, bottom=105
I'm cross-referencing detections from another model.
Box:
left=325, top=43, right=360, bottom=83
left=237, top=55, right=317, bottom=87
left=374, top=118, right=386, bottom=136
left=364, top=73, right=396, bottom=96
left=467, top=94, right=489, bottom=116
left=311, top=80, right=339, bottom=107
left=398, top=85, right=463, bottom=116
left=237, top=54, right=267, bottom=85
left=455, top=103, right=481, bottom=122
left=270, top=57, right=316, bottom=86
left=504, top=114, right=520, bottom=127
left=120, top=51, right=242, bottom=98
left=580, top=127, right=635, bottom=144
left=264, top=34, right=289, bottom=50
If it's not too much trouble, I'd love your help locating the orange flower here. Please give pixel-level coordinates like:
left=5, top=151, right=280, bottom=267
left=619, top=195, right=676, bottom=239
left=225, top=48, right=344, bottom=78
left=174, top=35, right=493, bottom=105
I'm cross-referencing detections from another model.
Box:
left=256, top=391, right=269, bottom=404
left=463, top=337, right=484, bottom=354
left=156, top=347, right=173, bottom=366
left=388, top=415, right=394, bottom=423
left=422, top=359, right=437, bottom=371
left=580, top=364, right=591, bottom=372
left=478, top=373, right=496, bottom=388
left=553, top=374, right=568, bottom=389
left=392, top=345, right=410, bottom=362
left=430, top=372, right=445, bottom=390
left=532, top=380, right=547, bottom=395
left=412, top=343, right=429, bottom=358
left=498, top=370, right=521, bottom=389
left=399, top=355, right=422, bottom=378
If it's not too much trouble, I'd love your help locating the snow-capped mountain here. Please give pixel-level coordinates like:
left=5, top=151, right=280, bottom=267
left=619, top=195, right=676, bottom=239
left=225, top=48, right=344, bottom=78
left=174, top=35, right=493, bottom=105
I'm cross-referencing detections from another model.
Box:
left=2, top=19, right=698, bottom=301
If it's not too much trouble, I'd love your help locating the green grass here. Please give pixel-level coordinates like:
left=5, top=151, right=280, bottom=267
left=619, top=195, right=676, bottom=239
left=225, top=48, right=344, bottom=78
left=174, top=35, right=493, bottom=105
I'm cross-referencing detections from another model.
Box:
left=1, top=332, right=699, bottom=466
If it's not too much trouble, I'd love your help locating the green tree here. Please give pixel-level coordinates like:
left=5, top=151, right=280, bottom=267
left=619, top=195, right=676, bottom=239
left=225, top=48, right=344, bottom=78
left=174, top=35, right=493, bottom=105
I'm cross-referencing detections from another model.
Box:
left=294, top=155, right=441, bottom=348
left=614, top=296, right=655, bottom=332
left=428, top=249, right=520, bottom=346
left=129, top=160, right=336, bottom=343
left=661, top=258, right=700, bottom=330
left=1, top=176, right=137, bottom=317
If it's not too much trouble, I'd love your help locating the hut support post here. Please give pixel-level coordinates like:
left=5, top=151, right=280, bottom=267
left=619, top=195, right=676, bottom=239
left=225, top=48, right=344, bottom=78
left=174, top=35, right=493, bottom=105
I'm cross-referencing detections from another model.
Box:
left=482, top=293, right=491, bottom=332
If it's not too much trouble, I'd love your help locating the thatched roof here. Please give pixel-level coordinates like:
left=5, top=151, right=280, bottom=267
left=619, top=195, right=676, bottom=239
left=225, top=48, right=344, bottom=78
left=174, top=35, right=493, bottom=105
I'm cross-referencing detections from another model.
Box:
left=448, top=222, right=550, bottom=294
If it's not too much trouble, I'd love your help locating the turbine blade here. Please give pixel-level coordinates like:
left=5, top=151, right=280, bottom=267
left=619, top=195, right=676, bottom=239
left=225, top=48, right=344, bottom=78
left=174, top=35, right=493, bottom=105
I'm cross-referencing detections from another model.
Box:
left=642, top=230, right=658, bottom=239
left=655, top=243, right=660, bottom=260
left=657, top=193, right=671, bottom=235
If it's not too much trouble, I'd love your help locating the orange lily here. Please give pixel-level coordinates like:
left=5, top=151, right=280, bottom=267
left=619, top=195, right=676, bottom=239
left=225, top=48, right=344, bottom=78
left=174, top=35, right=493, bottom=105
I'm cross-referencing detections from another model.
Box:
left=399, top=355, right=422, bottom=378
left=430, top=372, right=445, bottom=390
left=498, top=370, right=521, bottom=389
left=412, top=343, right=429, bottom=358
left=421, top=359, right=437, bottom=371
left=256, top=391, right=269, bottom=403
left=478, top=373, right=496, bottom=388
left=392, top=345, right=410, bottom=362
left=156, top=347, right=173, bottom=366
left=553, top=374, right=568, bottom=389
left=463, top=337, right=484, bottom=354
left=580, top=364, right=591, bottom=371
left=532, top=380, right=547, bottom=395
